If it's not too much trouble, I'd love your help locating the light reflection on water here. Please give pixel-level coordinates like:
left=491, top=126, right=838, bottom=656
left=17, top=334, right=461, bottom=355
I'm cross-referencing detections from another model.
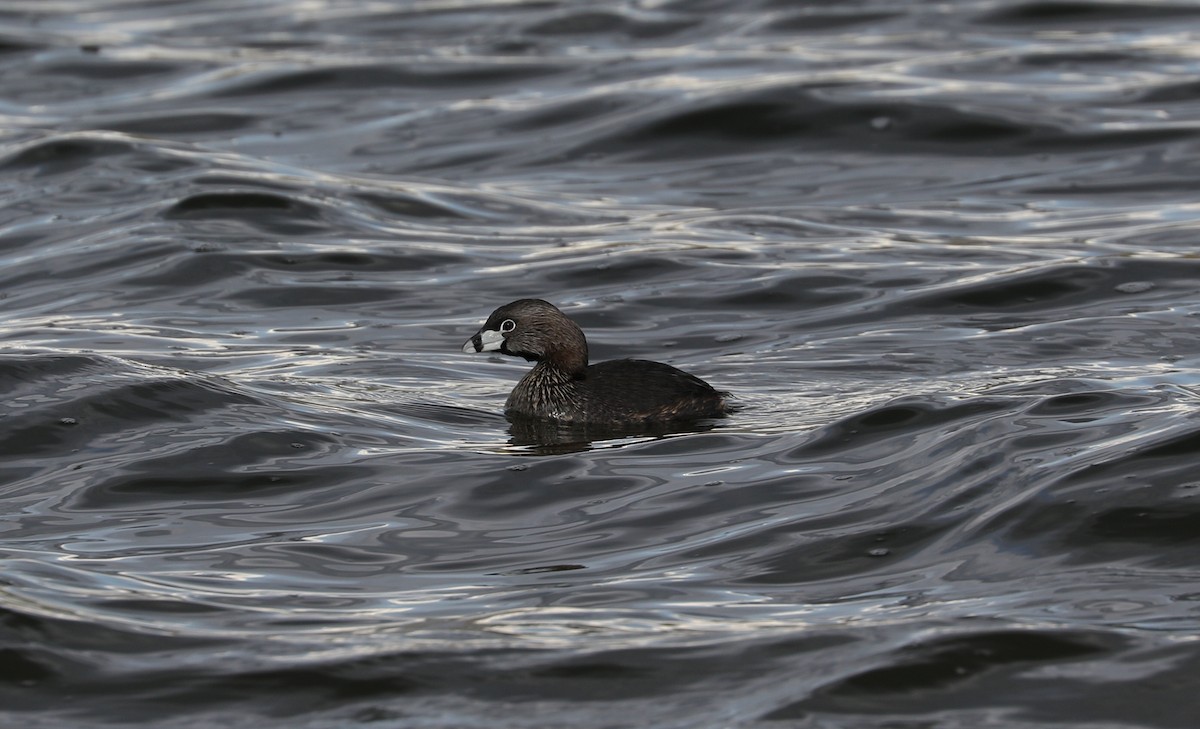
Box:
left=5, top=1, right=1200, bottom=726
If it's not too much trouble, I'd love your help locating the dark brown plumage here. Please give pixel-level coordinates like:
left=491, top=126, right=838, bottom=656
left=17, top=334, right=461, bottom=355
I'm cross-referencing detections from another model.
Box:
left=462, top=299, right=727, bottom=424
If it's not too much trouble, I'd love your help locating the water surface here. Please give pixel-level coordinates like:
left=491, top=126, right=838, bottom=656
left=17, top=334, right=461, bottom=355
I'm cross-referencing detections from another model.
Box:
left=3, top=1, right=1200, bottom=727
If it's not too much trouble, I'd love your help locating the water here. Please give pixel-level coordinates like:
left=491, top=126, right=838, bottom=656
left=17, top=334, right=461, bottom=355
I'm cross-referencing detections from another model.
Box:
left=3, top=1, right=1200, bottom=727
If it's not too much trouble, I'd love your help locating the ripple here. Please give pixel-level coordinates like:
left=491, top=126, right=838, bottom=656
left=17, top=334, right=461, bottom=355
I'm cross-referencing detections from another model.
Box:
left=5, top=2, right=1200, bottom=727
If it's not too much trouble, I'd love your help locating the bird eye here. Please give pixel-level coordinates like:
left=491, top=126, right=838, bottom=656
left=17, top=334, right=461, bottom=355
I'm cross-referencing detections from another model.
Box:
left=499, top=319, right=516, bottom=333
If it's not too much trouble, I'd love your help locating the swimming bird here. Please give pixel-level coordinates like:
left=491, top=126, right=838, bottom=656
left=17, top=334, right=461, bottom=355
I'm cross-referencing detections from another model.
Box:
left=462, top=299, right=727, bottom=424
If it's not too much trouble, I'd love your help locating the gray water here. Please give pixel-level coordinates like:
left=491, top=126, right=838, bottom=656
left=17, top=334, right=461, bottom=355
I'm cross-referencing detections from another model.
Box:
left=3, top=2, right=1200, bottom=727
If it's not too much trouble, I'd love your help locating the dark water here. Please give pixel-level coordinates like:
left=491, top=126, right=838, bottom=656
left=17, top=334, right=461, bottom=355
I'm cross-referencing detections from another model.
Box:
left=4, top=1, right=1200, bottom=726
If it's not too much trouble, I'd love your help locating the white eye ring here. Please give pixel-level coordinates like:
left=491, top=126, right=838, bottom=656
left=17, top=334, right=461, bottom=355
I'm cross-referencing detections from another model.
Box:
left=499, top=319, right=516, bottom=333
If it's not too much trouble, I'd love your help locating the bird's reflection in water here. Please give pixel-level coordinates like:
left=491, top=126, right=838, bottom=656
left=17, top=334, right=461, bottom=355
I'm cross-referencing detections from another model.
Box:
left=506, top=414, right=721, bottom=454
